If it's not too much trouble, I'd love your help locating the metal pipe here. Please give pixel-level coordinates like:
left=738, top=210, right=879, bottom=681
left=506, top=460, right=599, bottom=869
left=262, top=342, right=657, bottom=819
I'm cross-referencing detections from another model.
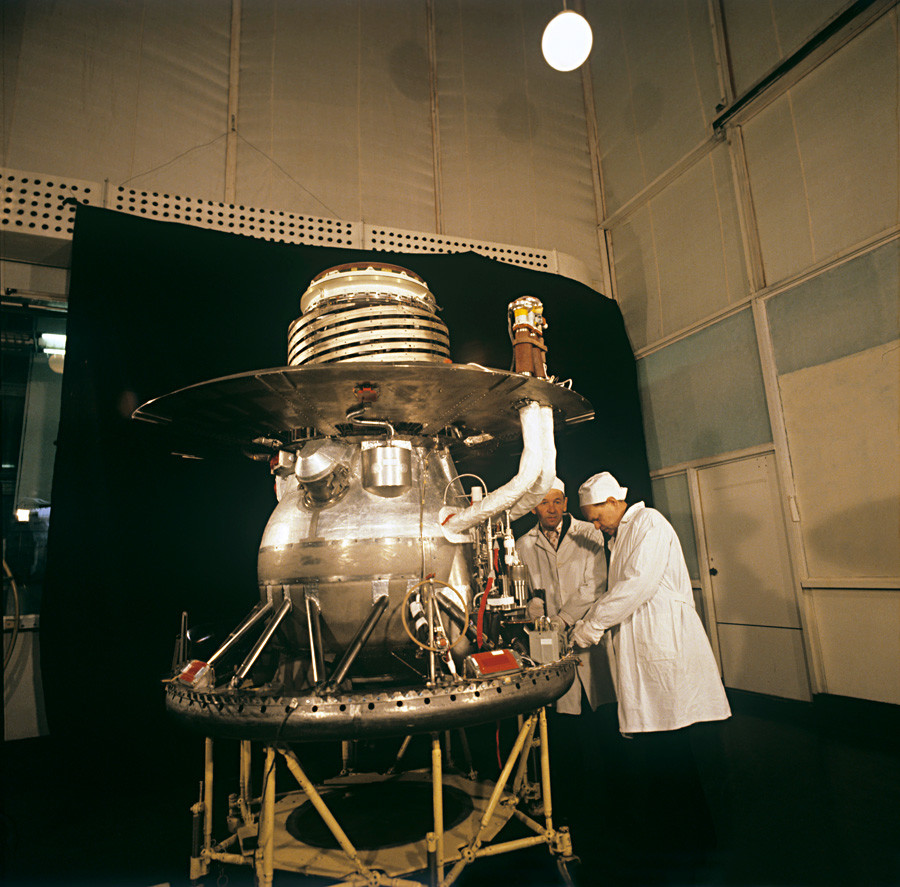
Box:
left=427, top=831, right=439, bottom=887
left=321, top=595, right=389, bottom=693
left=456, top=728, right=477, bottom=781
left=305, top=591, right=324, bottom=684
left=203, top=738, right=214, bottom=856
left=445, top=713, right=537, bottom=885
left=474, top=835, right=548, bottom=857
left=431, top=734, right=444, bottom=882
left=207, top=599, right=273, bottom=667
left=347, top=406, right=396, bottom=440
left=190, top=780, right=205, bottom=878
left=539, top=707, right=554, bottom=832
left=511, top=807, right=547, bottom=836
left=387, top=734, right=413, bottom=775
left=512, top=716, right=537, bottom=797
left=239, top=740, right=253, bottom=825
left=231, top=595, right=292, bottom=687
left=207, top=850, right=252, bottom=866
left=427, top=581, right=437, bottom=685
left=481, top=713, right=536, bottom=829
left=258, top=746, right=276, bottom=887
left=279, top=747, right=371, bottom=878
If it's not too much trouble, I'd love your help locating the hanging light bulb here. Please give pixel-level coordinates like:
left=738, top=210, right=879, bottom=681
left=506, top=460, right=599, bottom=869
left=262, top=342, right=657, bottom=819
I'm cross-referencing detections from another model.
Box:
left=541, top=9, right=593, bottom=72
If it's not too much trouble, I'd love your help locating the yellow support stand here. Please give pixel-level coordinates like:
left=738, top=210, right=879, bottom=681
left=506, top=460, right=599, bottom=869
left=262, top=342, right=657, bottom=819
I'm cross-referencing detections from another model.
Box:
left=187, top=706, right=576, bottom=886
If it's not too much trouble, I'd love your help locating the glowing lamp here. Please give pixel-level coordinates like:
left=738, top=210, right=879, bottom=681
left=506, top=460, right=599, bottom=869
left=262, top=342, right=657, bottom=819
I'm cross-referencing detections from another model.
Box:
left=541, top=10, right=593, bottom=72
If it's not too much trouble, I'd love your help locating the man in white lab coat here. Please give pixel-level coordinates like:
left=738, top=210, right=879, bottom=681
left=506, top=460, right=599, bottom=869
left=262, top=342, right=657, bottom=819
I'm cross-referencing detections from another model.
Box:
left=573, top=471, right=731, bottom=881
left=516, top=478, right=615, bottom=826
left=516, top=478, right=614, bottom=715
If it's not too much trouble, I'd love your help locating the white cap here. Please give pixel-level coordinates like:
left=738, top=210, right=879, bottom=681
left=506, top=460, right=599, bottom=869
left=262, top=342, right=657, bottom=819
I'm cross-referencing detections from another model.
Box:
left=578, top=472, right=627, bottom=507
left=549, top=477, right=565, bottom=494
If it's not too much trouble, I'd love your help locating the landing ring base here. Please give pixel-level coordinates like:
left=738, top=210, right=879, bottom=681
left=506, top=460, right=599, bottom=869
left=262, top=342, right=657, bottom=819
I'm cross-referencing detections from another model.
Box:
left=166, top=660, right=577, bottom=741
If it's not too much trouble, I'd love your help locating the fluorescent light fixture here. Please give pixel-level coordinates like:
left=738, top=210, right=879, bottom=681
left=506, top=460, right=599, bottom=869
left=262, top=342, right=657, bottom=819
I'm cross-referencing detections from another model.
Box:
left=15, top=508, right=31, bottom=522
left=39, top=333, right=67, bottom=354
left=542, top=10, right=593, bottom=72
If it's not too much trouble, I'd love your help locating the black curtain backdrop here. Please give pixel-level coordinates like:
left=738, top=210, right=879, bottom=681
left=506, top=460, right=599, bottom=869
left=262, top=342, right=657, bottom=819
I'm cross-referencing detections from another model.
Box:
left=41, top=204, right=650, bottom=752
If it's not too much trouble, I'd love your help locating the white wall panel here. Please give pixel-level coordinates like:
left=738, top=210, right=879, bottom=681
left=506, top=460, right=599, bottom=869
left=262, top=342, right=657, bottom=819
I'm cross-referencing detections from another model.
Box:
left=584, top=0, right=644, bottom=212
left=235, top=0, right=435, bottom=230
left=716, top=623, right=810, bottom=700
left=812, top=589, right=900, bottom=704
left=434, top=0, right=599, bottom=273
left=653, top=147, right=747, bottom=336
left=722, top=0, right=848, bottom=96
left=742, top=13, right=899, bottom=284
left=650, top=473, right=700, bottom=580
left=613, top=206, right=661, bottom=350
left=2, top=0, right=231, bottom=199
left=612, top=144, right=747, bottom=350
left=778, top=342, right=900, bottom=580
left=587, top=0, right=722, bottom=213
left=788, top=14, right=899, bottom=263
left=741, top=97, right=815, bottom=285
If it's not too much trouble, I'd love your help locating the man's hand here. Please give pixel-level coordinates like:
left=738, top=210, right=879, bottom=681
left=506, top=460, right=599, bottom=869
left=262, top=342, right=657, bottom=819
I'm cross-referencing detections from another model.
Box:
left=571, top=619, right=603, bottom=648
left=527, top=597, right=546, bottom=620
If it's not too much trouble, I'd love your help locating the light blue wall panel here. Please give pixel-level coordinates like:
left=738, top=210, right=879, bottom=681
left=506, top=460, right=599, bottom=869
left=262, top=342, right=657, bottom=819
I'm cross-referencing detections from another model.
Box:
left=650, top=473, right=700, bottom=580
left=638, top=309, right=772, bottom=469
left=767, top=240, right=900, bottom=376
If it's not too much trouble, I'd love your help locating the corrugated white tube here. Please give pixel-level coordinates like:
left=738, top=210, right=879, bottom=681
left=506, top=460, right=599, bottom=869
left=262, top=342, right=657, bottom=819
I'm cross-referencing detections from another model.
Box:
left=443, top=401, right=554, bottom=535
left=508, top=404, right=557, bottom=520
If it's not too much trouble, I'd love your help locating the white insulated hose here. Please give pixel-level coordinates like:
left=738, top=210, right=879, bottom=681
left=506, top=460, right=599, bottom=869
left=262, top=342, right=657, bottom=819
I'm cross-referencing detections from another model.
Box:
left=508, top=403, right=557, bottom=520
left=442, top=401, right=556, bottom=536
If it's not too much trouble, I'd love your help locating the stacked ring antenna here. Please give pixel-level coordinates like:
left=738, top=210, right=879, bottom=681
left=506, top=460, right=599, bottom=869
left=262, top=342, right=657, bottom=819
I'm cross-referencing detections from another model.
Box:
left=287, top=262, right=451, bottom=366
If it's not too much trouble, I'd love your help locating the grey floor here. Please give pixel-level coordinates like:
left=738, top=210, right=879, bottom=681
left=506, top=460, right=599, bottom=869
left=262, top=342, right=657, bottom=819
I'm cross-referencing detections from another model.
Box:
left=2, top=690, right=898, bottom=887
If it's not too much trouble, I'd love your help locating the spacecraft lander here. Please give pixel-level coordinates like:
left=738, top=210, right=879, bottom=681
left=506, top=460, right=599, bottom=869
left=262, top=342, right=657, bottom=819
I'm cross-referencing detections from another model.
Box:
left=135, top=262, right=595, bottom=886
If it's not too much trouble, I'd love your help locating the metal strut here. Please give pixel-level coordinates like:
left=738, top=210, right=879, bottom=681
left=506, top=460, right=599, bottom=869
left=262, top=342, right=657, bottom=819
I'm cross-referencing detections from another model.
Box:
left=318, top=594, right=389, bottom=695
left=230, top=594, right=292, bottom=688
left=206, top=599, right=273, bottom=667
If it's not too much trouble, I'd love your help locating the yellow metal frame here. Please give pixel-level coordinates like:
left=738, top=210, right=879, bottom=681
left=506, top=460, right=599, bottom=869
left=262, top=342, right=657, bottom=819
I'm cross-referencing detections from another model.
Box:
left=188, top=707, right=575, bottom=886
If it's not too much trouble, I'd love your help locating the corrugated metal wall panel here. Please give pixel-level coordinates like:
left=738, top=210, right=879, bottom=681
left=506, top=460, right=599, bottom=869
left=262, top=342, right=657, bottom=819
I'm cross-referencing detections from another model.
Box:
left=587, top=0, right=722, bottom=213
left=741, top=12, right=898, bottom=284
left=637, top=309, right=772, bottom=470
left=235, top=0, right=435, bottom=229
left=609, top=143, right=747, bottom=351
left=434, top=0, right=599, bottom=271
left=767, top=240, right=900, bottom=375
left=3, top=0, right=231, bottom=198
left=722, top=0, right=847, bottom=96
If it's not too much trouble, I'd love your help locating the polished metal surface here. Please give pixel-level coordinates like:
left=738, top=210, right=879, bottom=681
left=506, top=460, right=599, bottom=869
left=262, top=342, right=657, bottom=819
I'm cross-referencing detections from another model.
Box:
left=132, top=362, right=593, bottom=448
left=288, top=303, right=450, bottom=366
left=150, top=263, right=588, bottom=742
left=259, top=444, right=471, bottom=663
left=164, top=660, right=577, bottom=740
left=290, top=263, right=450, bottom=365
left=299, top=263, right=434, bottom=314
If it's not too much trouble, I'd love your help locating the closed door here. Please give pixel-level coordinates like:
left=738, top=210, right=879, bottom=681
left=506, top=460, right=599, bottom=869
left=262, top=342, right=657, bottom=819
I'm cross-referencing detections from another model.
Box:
left=697, top=454, right=810, bottom=700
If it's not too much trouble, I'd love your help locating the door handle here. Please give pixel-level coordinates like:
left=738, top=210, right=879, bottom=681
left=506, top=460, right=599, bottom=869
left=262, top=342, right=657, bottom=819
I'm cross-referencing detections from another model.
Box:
left=709, top=567, right=718, bottom=576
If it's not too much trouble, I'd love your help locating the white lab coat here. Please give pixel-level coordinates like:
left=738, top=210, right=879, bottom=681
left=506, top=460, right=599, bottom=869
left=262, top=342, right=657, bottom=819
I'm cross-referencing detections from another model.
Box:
left=517, top=515, right=615, bottom=714
left=577, top=502, right=731, bottom=733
